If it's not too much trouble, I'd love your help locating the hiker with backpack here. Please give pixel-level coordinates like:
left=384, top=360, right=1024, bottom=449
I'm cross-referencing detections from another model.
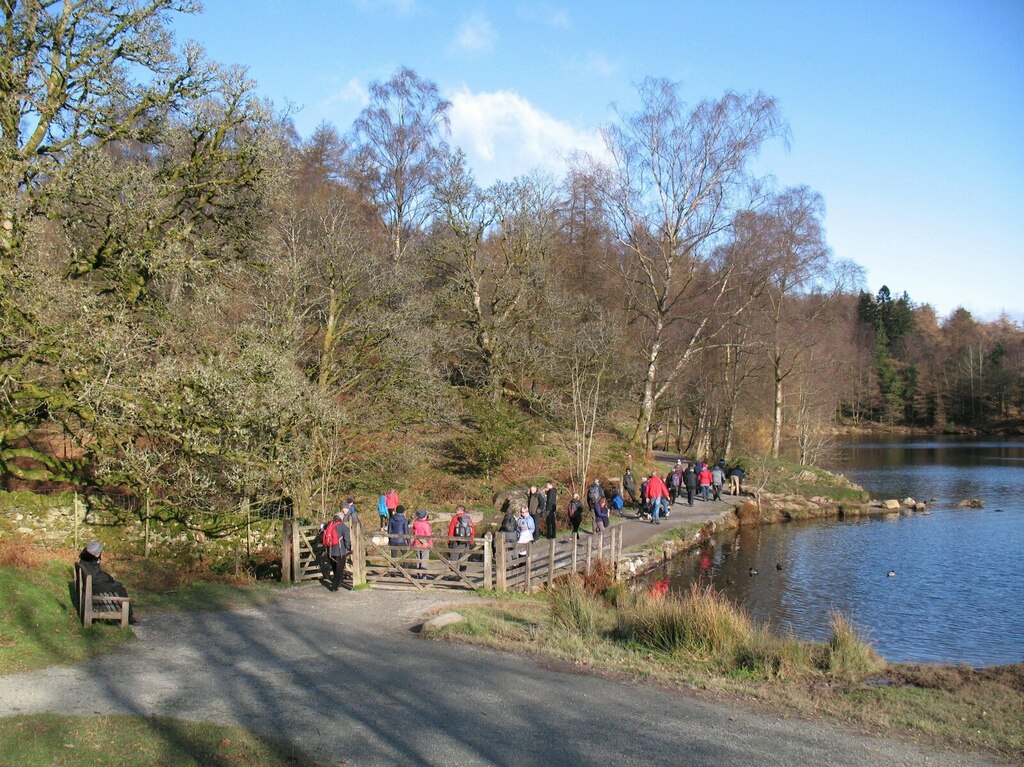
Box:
left=377, top=494, right=389, bottom=531
left=447, top=505, right=476, bottom=572
left=711, top=462, right=726, bottom=501
left=586, top=478, right=604, bottom=516
left=499, top=507, right=519, bottom=547
left=567, top=492, right=584, bottom=535
left=322, top=512, right=352, bottom=591
left=645, top=471, right=670, bottom=524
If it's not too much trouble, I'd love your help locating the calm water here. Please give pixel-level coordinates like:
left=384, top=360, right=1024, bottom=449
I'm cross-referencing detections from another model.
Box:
left=661, top=437, right=1024, bottom=666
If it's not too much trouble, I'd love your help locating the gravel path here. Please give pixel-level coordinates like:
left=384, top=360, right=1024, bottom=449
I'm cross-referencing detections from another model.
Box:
left=0, top=585, right=1002, bottom=767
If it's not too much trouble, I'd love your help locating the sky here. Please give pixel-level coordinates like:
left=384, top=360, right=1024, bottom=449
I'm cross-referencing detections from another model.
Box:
left=174, top=0, right=1024, bottom=321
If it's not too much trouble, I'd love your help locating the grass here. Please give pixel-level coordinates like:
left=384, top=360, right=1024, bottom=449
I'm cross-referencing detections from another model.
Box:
left=422, top=582, right=1022, bottom=762
left=0, top=536, right=285, bottom=675
left=0, top=713, right=326, bottom=767
left=743, top=457, right=871, bottom=503
left=0, top=561, right=133, bottom=675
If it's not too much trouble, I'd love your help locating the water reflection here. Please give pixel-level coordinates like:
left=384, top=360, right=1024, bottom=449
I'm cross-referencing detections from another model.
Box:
left=659, top=437, right=1024, bottom=667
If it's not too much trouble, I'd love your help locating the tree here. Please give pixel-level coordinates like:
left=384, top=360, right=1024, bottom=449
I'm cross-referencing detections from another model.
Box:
left=586, top=77, right=783, bottom=451
left=0, top=0, right=210, bottom=263
left=351, top=67, right=450, bottom=263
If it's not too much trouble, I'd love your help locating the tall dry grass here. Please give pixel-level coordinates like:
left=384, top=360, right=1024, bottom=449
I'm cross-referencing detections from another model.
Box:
left=549, top=576, right=602, bottom=637
left=821, top=611, right=885, bottom=681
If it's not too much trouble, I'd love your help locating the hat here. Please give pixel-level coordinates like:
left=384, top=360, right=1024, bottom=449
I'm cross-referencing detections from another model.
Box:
left=416, top=509, right=427, bottom=518
left=86, top=540, right=103, bottom=556
left=345, top=497, right=355, bottom=505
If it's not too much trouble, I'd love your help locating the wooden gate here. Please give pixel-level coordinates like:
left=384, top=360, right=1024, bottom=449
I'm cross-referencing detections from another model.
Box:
left=361, top=531, right=493, bottom=591
left=280, top=519, right=332, bottom=584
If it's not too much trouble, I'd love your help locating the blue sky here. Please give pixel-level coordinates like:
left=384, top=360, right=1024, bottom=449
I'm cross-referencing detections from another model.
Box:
left=175, top=0, right=1024, bottom=321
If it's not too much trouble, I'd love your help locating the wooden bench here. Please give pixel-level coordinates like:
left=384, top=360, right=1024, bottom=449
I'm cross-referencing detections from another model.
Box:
left=74, top=563, right=131, bottom=628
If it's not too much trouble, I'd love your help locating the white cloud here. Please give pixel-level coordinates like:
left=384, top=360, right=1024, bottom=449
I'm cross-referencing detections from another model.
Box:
left=447, top=87, right=607, bottom=185
left=320, top=77, right=369, bottom=110
left=515, top=2, right=571, bottom=29
left=570, top=51, right=618, bottom=77
left=451, top=12, right=496, bottom=54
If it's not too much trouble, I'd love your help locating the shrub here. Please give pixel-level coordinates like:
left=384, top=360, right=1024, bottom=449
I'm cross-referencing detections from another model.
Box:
left=0, top=535, right=45, bottom=571
left=616, top=584, right=756, bottom=659
left=549, top=576, right=602, bottom=637
left=821, top=612, right=885, bottom=681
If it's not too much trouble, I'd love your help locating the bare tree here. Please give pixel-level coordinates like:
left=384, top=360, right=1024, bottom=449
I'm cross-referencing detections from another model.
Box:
left=586, top=77, right=784, bottom=451
left=351, top=67, right=450, bottom=263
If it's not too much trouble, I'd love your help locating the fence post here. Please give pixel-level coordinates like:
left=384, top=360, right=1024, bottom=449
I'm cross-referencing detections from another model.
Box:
left=73, top=492, right=81, bottom=551
left=242, top=498, right=252, bottom=558
left=281, top=519, right=293, bottom=585
left=571, top=533, right=578, bottom=573
left=525, top=543, right=532, bottom=592
left=547, top=538, right=556, bottom=589
left=585, top=534, right=593, bottom=574
left=495, top=536, right=507, bottom=592
left=483, top=533, right=493, bottom=591
left=599, top=530, right=605, bottom=563
left=144, top=495, right=151, bottom=558
left=350, top=514, right=365, bottom=587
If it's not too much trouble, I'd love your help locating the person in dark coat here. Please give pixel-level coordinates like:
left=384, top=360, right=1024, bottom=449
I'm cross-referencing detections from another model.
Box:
left=567, top=493, right=584, bottom=535
left=387, top=506, right=410, bottom=560
left=527, top=485, right=545, bottom=540
left=544, top=481, right=558, bottom=539
left=683, top=463, right=698, bottom=507
left=77, top=541, right=138, bottom=624
left=622, top=468, right=639, bottom=506
left=326, top=512, right=352, bottom=591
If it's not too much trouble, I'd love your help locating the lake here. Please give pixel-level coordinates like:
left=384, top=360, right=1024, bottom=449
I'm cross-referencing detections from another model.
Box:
left=659, top=436, right=1024, bottom=667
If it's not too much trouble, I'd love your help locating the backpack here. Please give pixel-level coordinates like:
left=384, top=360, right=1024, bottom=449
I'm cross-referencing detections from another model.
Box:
left=321, top=522, right=339, bottom=548
left=455, top=513, right=472, bottom=538
left=587, top=484, right=602, bottom=504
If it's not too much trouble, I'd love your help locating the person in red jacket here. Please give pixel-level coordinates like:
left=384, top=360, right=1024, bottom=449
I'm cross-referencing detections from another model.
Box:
left=384, top=488, right=399, bottom=518
left=645, top=471, right=670, bottom=524
left=698, top=465, right=713, bottom=501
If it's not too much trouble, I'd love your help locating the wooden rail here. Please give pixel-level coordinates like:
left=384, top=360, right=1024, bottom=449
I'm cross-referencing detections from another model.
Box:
left=282, top=518, right=622, bottom=593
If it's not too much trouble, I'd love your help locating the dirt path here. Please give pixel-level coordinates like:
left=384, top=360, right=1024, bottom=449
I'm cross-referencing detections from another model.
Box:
left=0, top=586, right=1001, bottom=767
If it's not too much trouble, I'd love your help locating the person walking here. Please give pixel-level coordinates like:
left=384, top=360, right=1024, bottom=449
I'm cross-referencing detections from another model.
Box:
left=683, top=463, right=697, bottom=507
left=567, top=492, right=584, bottom=535
left=698, top=464, right=713, bottom=502
left=499, top=507, right=519, bottom=548
left=516, top=505, right=535, bottom=557
left=670, top=460, right=684, bottom=504
left=593, top=497, right=611, bottom=533
left=387, top=506, right=410, bottom=561
left=384, top=488, right=399, bottom=519
left=377, top=493, right=389, bottom=531
left=646, top=471, right=670, bottom=524
left=447, top=505, right=476, bottom=572
left=586, top=478, right=604, bottom=517
left=711, top=463, right=726, bottom=501
left=527, top=485, right=545, bottom=540
left=323, top=512, right=352, bottom=591
left=544, top=481, right=558, bottom=539
left=729, top=465, right=745, bottom=496
left=622, top=468, right=639, bottom=506
left=411, top=510, right=432, bottom=572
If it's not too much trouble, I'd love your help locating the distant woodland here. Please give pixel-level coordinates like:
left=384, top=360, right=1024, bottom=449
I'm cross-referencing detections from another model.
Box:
left=2, top=2, right=1022, bottom=517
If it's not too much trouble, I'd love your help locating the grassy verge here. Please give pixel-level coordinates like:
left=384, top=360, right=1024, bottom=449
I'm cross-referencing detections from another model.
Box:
left=742, top=457, right=871, bottom=503
left=0, top=713, right=325, bottom=767
left=0, top=536, right=285, bottom=675
left=423, top=578, right=1022, bottom=762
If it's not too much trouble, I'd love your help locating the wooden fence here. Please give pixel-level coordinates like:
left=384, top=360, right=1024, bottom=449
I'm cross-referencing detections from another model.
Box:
left=281, top=517, right=622, bottom=593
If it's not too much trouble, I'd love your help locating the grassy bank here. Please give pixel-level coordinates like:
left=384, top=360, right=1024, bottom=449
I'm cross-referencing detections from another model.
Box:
left=424, top=577, right=1022, bottom=762
left=0, top=713, right=325, bottom=767
left=0, top=537, right=284, bottom=675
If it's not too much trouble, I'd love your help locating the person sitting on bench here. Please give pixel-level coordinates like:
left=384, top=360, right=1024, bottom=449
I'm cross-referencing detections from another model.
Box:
left=78, top=540, right=139, bottom=625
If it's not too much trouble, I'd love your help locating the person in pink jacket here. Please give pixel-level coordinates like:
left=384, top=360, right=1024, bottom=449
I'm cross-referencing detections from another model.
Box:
left=411, top=509, right=432, bottom=571
left=645, top=472, right=670, bottom=524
